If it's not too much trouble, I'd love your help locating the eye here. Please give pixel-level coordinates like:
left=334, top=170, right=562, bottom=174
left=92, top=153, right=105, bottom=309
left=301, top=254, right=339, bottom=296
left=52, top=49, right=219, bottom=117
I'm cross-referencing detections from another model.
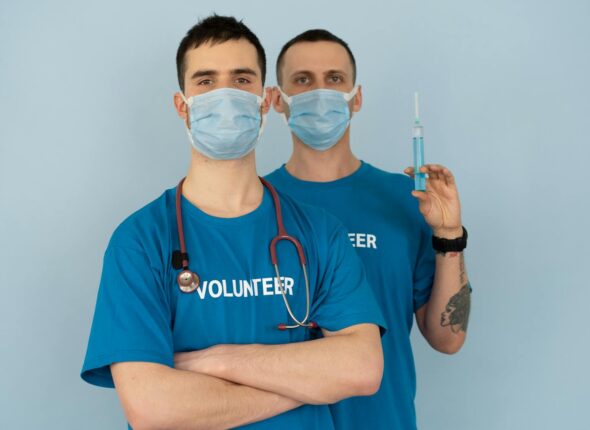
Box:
left=328, top=74, right=344, bottom=84
left=294, top=75, right=310, bottom=85
left=235, top=77, right=252, bottom=84
left=197, top=79, right=213, bottom=86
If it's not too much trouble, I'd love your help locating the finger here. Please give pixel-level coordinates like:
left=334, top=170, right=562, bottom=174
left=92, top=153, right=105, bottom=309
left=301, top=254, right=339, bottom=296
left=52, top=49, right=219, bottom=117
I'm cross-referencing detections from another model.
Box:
left=441, top=167, right=456, bottom=186
left=425, top=178, right=435, bottom=193
left=426, top=164, right=455, bottom=188
left=428, top=164, right=444, bottom=175
left=424, top=163, right=445, bottom=172
left=428, top=164, right=448, bottom=182
left=404, top=167, right=415, bottom=178
left=427, top=168, right=440, bottom=182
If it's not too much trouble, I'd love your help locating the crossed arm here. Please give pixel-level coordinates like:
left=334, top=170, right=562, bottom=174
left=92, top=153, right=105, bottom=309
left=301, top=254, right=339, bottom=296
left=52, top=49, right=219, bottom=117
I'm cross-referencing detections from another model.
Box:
left=112, top=323, right=382, bottom=429
left=112, top=362, right=301, bottom=430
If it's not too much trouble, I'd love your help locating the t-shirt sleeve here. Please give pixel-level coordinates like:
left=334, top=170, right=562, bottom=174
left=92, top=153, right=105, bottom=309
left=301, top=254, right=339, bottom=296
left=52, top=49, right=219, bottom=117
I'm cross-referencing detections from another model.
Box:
left=311, top=222, right=387, bottom=334
left=81, top=243, right=173, bottom=388
left=413, top=218, right=436, bottom=311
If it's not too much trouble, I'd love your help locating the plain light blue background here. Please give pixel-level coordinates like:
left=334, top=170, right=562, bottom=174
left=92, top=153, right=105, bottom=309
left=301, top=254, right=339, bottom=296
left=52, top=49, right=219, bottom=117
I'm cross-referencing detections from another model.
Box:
left=1, top=0, right=588, bottom=428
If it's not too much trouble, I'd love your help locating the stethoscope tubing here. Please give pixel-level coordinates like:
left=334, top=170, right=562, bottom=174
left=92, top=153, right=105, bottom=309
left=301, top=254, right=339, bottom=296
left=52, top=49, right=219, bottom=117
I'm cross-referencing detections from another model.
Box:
left=175, top=176, right=317, bottom=330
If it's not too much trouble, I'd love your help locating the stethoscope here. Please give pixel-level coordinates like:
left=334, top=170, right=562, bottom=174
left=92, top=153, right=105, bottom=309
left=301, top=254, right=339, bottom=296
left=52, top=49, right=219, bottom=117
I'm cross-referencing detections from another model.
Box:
left=173, top=177, right=318, bottom=330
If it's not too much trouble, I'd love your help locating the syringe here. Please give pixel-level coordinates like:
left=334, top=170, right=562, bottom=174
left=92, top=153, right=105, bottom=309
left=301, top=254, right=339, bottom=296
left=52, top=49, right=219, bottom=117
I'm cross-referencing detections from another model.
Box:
left=412, top=92, right=427, bottom=191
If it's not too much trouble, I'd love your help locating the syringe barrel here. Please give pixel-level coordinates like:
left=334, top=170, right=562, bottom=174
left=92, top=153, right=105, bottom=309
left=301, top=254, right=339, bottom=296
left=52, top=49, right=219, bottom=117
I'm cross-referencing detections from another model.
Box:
left=413, top=137, right=424, bottom=164
left=412, top=125, right=426, bottom=191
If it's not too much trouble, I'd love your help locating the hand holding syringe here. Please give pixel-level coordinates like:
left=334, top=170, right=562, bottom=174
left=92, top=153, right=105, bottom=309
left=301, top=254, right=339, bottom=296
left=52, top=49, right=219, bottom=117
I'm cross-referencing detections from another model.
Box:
left=404, top=93, right=464, bottom=237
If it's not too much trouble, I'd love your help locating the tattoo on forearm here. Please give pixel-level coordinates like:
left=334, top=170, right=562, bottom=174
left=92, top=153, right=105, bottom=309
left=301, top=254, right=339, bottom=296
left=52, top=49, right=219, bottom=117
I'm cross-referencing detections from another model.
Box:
left=440, top=254, right=471, bottom=333
left=440, top=283, right=471, bottom=333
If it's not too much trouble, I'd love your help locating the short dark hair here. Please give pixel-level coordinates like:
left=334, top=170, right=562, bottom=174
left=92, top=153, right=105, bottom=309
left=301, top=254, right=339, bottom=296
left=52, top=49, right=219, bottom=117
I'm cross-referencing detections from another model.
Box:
left=176, top=15, right=266, bottom=92
left=276, top=29, right=356, bottom=86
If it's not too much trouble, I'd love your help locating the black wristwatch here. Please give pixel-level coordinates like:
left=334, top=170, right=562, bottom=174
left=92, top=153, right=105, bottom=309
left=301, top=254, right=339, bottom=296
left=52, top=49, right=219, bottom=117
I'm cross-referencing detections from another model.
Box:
left=432, top=226, right=468, bottom=253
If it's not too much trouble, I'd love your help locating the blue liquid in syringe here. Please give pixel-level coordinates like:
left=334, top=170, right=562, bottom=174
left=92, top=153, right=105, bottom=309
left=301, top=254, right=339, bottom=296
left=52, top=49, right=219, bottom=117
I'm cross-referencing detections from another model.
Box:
left=412, top=92, right=426, bottom=191
left=413, top=124, right=426, bottom=191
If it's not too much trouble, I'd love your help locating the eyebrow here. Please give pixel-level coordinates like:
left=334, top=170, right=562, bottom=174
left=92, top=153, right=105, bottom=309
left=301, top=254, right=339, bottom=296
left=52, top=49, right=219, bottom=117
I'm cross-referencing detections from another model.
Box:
left=190, top=69, right=218, bottom=80
left=324, top=69, right=348, bottom=76
left=289, top=69, right=349, bottom=77
left=231, top=68, right=258, bottom=77
left=190, top=68, right=258, bottom=80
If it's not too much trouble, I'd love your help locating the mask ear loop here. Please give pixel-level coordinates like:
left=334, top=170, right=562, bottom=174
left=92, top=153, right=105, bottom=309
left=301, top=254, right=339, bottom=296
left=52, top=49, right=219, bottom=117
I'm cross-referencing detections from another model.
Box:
left=278, top=87, right=292, bottom=105
left=343, top=85, right=359, bottom=101
left=179, top=93, right=195, bottom=146
left=277, top=87, right=292, bottom=124
left=257, top=88, right=268, bottom=138
left=343, top=85, right=360, bottom=121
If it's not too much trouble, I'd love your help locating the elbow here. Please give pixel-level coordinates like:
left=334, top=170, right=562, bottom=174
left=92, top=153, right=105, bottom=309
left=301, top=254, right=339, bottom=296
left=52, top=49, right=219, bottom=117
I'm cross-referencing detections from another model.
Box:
left=439, top=346, right=460, bottom=355
left=309, top=364, right=383, bottom=405
left=125, top=408, right=151, bottom=430
left=324, top=349, right=384, bottom=403
left=127, top=416, right=156, bottom=430
left=436, top=343, right=463, bottom=355
left=346, top=336, right=385, bottom=399
left=113, top=363, right=191, bottom=430
left=123, top=397, right=179, bottom=430
left=430, top=336, right=466, bottom=355
left=364, top=369, right=384, bottom=396
left=125, top=404, right=166, bottom=430
left=353, top=355, right=384, bottom=397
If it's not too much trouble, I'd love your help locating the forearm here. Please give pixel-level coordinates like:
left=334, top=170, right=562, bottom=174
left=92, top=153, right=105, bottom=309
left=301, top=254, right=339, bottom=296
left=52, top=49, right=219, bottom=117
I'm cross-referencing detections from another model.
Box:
left=421, top=251, right=471, bottom=353
left=178, top=324, right=383, bottom=405
left=112, top=362, right=301, bottom=430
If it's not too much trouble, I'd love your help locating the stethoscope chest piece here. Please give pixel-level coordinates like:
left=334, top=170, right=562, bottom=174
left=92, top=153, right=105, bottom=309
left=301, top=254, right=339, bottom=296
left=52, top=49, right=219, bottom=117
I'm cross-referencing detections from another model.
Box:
left=177, top=270, right=200, bottom=293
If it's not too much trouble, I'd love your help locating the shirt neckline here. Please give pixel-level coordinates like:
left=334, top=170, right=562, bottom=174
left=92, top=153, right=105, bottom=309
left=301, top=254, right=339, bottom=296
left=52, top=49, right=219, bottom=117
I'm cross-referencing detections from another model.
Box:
left=178, top=185, right=273, bottom=227
left=277, top=160, right=371, bottom=189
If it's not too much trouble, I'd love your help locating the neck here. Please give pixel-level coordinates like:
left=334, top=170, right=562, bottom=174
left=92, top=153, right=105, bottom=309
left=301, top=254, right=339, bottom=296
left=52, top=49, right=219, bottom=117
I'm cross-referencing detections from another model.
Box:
left=183, top=150, right=263, bottom=218
left=285, top=130, right=361, bottom=182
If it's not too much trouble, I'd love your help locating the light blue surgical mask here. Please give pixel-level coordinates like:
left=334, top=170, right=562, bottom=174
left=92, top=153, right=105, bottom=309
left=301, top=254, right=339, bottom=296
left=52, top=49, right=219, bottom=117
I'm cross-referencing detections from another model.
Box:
left=181, top=88, right=266, bottom=160
left=279, top=86, right=358, bottom=151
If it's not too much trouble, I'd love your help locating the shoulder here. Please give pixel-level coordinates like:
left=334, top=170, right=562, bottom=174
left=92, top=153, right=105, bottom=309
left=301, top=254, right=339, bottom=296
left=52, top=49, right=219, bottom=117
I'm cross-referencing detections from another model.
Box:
left=108, top=188, right=175, bottom=253
left=263, top=165, right=287, bottom=188
left=361, top=162, right=424, bottom=210
left=362, top=162, right=413, bottom=191
left=264, top=165, right=284, bottom=181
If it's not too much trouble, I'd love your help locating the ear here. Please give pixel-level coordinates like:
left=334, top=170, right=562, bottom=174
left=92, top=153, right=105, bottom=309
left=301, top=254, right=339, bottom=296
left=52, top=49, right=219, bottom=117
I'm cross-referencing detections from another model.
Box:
left=261, top=87, right=272, bottom=115
left=173, top=92, right=189, bottom=126
left=271, top=86, right=286, bottom=114
left=351, top=85, right=362, bottom=113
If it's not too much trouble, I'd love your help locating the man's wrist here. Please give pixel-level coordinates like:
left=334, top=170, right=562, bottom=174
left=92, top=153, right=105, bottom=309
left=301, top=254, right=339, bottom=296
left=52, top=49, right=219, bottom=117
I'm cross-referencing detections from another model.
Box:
left=206, top=344, right=253, bottom=379
left=184, top=345, right=228, bottom=376
left=205, top=344, right=232, bottom=377
left=432, top=227, right=463, bottom=239
left=432, top=226, right=468, bottom=253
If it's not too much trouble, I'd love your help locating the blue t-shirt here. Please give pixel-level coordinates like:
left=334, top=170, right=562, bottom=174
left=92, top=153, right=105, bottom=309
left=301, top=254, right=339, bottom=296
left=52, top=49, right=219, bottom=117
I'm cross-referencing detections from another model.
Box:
left=265, top=161, right=435, bottom=430
left=81, top=184, right=386, bottom=430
